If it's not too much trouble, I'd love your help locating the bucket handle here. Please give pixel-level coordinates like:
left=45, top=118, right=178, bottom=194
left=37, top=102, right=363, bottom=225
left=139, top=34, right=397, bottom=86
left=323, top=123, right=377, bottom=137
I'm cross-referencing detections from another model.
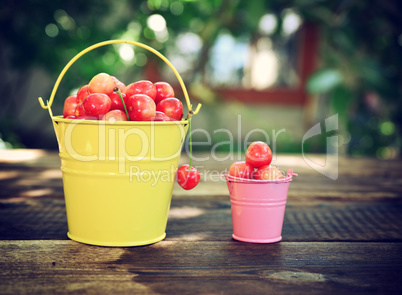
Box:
left=38, top=40, right=202, bottom=118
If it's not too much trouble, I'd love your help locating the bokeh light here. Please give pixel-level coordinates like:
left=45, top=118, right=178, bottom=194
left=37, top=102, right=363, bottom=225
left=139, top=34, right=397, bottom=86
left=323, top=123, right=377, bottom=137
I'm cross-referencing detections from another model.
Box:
left=377, top=146, right=397, bottom=159
left=282, top=10, right=302, bottom=35
left=119, top=44, right=135, bottom=62
left=250, top=38, right=278, bottom=89
left=176, top=32, right=203, bottom=53
left=380, top=121, right=395, bottom=136
left=170, top=1, right=184, bottom=16
left=45, top=23, right=59, bottom=37
left=147, top=14, right=167, bottom=32
left=77, top=26, right=90, bottom=40
left=135, top=52, right=148, bottom=67
left=54, top=9, right=75, bottom=31
left=102, top=52, right=116, bottom=66
left=259, top=14, right=277, bottom=35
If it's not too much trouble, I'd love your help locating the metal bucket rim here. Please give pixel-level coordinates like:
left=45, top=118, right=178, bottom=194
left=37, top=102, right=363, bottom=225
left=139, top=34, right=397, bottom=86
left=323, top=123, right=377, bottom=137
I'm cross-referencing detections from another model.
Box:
left=52, top=115, right=189, bottom=127
left=224, top=172, right=296, bottom=184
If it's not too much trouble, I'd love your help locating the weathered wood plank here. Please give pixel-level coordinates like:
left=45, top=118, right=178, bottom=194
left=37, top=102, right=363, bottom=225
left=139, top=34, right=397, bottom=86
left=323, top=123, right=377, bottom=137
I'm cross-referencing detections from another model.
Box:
left=0, top=240, right=401, bottom=294
left=1, top=198, right=401, bottom=242
left=168, top=200, right=402, bottom=242
left=1, top=151, right=402, bottom=294
left=2, top=152, right=402, bottom=201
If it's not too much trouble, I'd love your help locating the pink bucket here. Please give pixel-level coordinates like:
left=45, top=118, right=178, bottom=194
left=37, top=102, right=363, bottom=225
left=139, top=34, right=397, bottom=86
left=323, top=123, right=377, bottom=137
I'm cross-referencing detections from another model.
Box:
left=225, top=169, right=297, bottom=243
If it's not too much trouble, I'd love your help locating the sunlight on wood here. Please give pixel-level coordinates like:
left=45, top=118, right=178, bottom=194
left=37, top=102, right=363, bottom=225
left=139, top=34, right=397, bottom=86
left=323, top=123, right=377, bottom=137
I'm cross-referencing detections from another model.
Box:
left=0, top=149, right=46, bottom=162
left=172, top=233, right=209, bottom=241
left=39, top=169, right=63, bottom=179
left=151, top=241, right=177, bottom=248
left=19, top=188, right=53, bottom=198
left=268, top=271, right=327, bottom=282
left=168, top=206, right=205, bottom=219
left=0, top=171, right=18, bottom=180
left=2, top=188, right=55, bottom=203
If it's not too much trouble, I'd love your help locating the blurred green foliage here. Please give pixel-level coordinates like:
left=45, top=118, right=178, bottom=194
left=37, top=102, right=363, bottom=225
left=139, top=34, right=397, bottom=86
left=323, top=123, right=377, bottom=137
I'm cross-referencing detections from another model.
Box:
left=299, top=0, right=402, bottom=157
left=0, top=0, right=401, bottom=158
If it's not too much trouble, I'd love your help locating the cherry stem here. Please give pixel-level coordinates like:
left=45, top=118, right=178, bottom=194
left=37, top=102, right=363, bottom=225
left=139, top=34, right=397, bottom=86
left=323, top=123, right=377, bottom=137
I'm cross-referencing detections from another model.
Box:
left=114, top=87, right=130, bottom=121
left=188, top=117, right=192, bottom=171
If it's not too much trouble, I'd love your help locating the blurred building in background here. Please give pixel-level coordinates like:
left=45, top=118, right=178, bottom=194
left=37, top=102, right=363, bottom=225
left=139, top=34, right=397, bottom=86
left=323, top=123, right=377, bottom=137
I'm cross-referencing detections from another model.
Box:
left=0, top=0, right=401, bottom=159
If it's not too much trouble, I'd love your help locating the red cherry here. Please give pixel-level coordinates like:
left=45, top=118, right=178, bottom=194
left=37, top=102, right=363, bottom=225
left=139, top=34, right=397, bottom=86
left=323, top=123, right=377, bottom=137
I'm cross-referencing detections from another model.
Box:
left=126, top=94, right=156, bottom=121
left=151, top=111, right=171, bottom=121
left=82, top=115, right=98, bottom=120
left=156, top=98, right=183, bottom=121
left=176, top=165, right=200, bottom=190
left=76, top=85, right=89, bottom=103
left=83, top=93, right=111, bottom=119
left=125, top=80, right=157, bottom=101
left=111, top=76, right=126, bottom=93
left=102, top=110, right=128, bottom=122
left=88, top=73, right=115, bottom=96
left=75, top=102, right=86, bottom=117
left=228, top=161, right=254, bottom=179
left=253, top=165, right=284, bottom=180
left=154, top=82, right=175, bottom=104
left=63, top=95, right=78, bottom=118
left=109, top=92, right=127, bottom=111
left=74, top=113, right=92, bottom=120
left=245, top=141, right=272, bottom=168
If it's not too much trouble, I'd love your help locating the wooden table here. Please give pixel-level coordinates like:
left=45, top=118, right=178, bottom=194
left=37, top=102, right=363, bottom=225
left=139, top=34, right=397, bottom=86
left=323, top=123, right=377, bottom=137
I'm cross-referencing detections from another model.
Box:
left=1, top=149, right=402, bottom=294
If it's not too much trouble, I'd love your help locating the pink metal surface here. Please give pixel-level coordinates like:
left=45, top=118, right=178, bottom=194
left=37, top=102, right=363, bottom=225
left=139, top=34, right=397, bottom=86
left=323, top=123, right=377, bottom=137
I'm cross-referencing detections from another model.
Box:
left=225, top=169, right=296, bottom=243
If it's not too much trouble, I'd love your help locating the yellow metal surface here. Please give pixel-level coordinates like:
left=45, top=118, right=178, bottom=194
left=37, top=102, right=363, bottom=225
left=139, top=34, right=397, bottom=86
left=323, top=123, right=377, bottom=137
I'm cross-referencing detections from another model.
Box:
left=39, top=41, right=198, bottom=246
left=55, top=118, right=188, bottom=246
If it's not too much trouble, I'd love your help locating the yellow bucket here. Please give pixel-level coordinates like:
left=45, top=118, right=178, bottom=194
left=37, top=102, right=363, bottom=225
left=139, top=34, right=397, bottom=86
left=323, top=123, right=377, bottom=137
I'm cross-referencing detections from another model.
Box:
left=38, top=40, right=201, bottom=246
